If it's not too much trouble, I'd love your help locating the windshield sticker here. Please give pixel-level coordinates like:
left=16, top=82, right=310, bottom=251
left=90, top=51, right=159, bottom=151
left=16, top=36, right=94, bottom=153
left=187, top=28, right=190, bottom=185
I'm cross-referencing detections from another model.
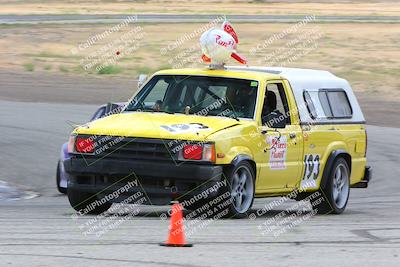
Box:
left=250, top=81, right=258, bottom=87
left=300, top=154, right=320, bottom=189
left=161, top=123, right=209, bottom=135
left=267, top=135, right=287, bottom=170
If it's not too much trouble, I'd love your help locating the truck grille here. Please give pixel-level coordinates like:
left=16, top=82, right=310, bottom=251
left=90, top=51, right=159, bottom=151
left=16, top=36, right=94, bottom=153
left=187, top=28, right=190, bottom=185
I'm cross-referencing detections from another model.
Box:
left=80, top=136, right=178, bottom=161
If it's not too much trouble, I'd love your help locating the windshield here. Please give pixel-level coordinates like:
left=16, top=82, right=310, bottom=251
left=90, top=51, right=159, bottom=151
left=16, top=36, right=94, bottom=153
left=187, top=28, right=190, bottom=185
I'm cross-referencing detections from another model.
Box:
left=125, top=75, right=258, bottom=119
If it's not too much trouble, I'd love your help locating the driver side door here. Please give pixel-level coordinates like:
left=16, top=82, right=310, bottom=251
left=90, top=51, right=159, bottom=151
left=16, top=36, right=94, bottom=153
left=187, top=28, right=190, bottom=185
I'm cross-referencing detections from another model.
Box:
left=256, top=81, right=303, bottom=192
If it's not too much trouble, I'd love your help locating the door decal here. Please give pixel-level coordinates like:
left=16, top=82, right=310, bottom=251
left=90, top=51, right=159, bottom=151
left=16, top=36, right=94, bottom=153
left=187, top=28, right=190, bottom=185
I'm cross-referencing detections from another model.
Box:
left=267, top=135, right=287, bottom=170
left=301, top=154, right=320, bottom=189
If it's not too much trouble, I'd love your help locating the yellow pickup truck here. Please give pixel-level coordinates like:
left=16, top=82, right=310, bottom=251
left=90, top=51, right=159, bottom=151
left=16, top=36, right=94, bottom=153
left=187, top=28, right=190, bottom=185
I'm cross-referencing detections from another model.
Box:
left=64, top=66, right=371, bottom=218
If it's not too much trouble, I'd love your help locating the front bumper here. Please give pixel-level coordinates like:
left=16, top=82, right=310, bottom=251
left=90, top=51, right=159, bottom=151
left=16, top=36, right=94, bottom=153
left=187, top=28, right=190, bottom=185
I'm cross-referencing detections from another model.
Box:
left=351, top=166, right=372, bottom=188
left=64, top=157, right=224, bottom=204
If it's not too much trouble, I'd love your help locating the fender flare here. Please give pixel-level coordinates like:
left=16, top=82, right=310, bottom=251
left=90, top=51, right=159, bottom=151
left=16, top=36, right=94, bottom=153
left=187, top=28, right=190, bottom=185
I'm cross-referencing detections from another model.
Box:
left=320, top=149, right=351, bottom=189
left=231, top=154, right=257, bottom=178
left=231, top=154, right=253, bottom=166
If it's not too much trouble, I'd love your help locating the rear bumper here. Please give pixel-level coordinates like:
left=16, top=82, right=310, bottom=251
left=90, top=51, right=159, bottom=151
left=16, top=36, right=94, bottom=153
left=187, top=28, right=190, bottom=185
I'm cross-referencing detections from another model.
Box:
left=351, top=166, right=372, bottom=188
left=64, top=157, right=224, bottom=204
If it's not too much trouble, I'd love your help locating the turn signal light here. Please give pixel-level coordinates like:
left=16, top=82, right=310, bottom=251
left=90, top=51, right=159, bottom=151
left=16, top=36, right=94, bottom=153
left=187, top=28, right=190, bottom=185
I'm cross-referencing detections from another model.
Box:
left=203, top=144, right=216, bottom=162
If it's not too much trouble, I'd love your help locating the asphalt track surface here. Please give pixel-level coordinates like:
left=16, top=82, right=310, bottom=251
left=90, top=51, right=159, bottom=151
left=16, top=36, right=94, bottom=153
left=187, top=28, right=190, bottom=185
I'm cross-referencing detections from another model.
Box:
left=0, top=94, right=400, bottom=265
left=1, top=14, right=400, bottom=24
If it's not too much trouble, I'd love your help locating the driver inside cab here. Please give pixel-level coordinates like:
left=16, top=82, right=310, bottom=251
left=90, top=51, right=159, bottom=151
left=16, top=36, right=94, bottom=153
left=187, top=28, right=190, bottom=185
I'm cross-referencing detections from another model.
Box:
left=262, top=90, right=284, bottom=127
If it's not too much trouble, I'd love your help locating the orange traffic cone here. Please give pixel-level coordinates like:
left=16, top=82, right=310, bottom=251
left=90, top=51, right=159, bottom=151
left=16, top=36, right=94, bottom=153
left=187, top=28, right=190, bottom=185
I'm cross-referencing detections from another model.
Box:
left=160, top=203, right=193, bottom=247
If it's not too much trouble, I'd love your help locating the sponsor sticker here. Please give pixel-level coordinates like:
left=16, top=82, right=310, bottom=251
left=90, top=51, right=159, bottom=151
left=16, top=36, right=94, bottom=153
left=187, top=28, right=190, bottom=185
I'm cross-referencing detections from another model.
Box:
left=250, top=81, right=258, bottom=87
left=267, top=135, right=287, bottom=170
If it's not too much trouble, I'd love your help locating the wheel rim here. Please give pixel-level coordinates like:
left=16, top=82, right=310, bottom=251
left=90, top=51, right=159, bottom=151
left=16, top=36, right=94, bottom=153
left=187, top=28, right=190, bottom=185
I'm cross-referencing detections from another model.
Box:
left=332, top=163, right=349, bottom=209
left=230, top=166, right=254, bottom=213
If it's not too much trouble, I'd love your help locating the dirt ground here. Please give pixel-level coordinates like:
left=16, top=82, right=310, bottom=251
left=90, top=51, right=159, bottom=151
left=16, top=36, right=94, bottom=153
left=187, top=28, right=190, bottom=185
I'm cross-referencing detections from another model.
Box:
left=1, top=0, right=399, bottom=16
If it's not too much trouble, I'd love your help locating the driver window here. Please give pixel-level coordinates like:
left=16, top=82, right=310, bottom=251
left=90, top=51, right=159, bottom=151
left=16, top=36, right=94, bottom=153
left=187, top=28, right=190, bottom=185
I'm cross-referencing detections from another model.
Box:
left=262, top=83, right=291, bottom=124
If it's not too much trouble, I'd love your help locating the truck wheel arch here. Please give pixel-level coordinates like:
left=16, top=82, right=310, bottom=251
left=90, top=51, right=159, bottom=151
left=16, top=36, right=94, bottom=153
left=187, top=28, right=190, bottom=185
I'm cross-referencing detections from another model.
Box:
left=320, top=150, right=352, bottom=189
left=230, top=154, right=257, bottom=180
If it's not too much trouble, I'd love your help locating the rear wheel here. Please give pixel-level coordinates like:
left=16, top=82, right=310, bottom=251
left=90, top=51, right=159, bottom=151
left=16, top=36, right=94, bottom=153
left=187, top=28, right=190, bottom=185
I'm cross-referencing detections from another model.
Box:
left=67, top=189, right=111, bottom=215
left=312, top=158, right=350, bottom=214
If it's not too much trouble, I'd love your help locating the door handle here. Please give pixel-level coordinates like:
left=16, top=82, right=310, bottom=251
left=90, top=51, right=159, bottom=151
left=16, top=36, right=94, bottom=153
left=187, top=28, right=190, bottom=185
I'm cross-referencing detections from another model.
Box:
left=289, top=133, right=296, bottom=139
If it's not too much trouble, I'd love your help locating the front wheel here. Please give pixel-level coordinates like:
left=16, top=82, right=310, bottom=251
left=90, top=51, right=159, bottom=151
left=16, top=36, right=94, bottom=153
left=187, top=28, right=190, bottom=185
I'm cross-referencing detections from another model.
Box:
left=312, top=158, right=350, bottom=214
left=224, top=161, right=255, bottom=218
left=56, top=161, right=67, bottom=194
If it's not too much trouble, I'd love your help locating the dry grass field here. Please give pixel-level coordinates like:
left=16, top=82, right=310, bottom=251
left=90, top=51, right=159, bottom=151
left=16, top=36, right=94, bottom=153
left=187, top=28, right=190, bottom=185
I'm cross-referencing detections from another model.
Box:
left=1, top=21, right=399, bottom=99
left=1, top=1, right=399, bottom=99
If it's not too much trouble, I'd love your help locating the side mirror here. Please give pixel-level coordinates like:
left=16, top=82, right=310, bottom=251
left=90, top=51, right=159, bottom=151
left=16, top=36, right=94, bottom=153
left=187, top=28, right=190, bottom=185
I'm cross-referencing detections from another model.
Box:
left=263, top=112, right=286, bottom=128
left=105, top=102, right=113, bottom=114
left=105, top=103, right=121, bottom=115
left=137, top=74, right=148, bottom=89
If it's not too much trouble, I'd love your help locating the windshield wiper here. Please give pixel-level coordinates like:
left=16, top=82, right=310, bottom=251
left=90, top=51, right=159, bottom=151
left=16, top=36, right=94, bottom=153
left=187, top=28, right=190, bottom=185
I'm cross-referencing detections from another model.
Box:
left=125, top=107, right=151, bottom=112
left=129, top=108, right=175, bottom=114
left=199, top=111, right=240, bottom=121
left=158, top=110, right=175, bottom=114
left=230, top=112, right=240, bottom=121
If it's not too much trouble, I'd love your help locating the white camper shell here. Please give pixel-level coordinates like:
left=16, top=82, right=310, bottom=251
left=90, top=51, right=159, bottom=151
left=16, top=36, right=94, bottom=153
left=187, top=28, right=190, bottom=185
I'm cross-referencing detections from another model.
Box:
left=227, top=66, right=365, bottom=125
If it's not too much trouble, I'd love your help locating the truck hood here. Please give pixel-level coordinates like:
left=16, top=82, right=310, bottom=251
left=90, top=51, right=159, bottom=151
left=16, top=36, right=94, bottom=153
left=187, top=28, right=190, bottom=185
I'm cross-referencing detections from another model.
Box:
left=74, top=112, right=241, bottom=141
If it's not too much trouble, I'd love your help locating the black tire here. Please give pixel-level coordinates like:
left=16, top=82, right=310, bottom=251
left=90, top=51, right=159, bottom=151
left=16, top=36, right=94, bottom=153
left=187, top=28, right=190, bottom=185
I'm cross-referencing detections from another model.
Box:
left=67, top=188, right=111, bottom=215
left=223, top=161, right=256, bottom=218
left=312, top=158, right=350, bottom=214
left=56, top=161, right=67, bottom=194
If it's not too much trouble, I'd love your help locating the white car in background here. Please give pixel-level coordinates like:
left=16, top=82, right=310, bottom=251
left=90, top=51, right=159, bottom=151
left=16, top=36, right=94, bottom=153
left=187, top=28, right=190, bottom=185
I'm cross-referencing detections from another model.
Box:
left=56, top=103, right=125, bottom=194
